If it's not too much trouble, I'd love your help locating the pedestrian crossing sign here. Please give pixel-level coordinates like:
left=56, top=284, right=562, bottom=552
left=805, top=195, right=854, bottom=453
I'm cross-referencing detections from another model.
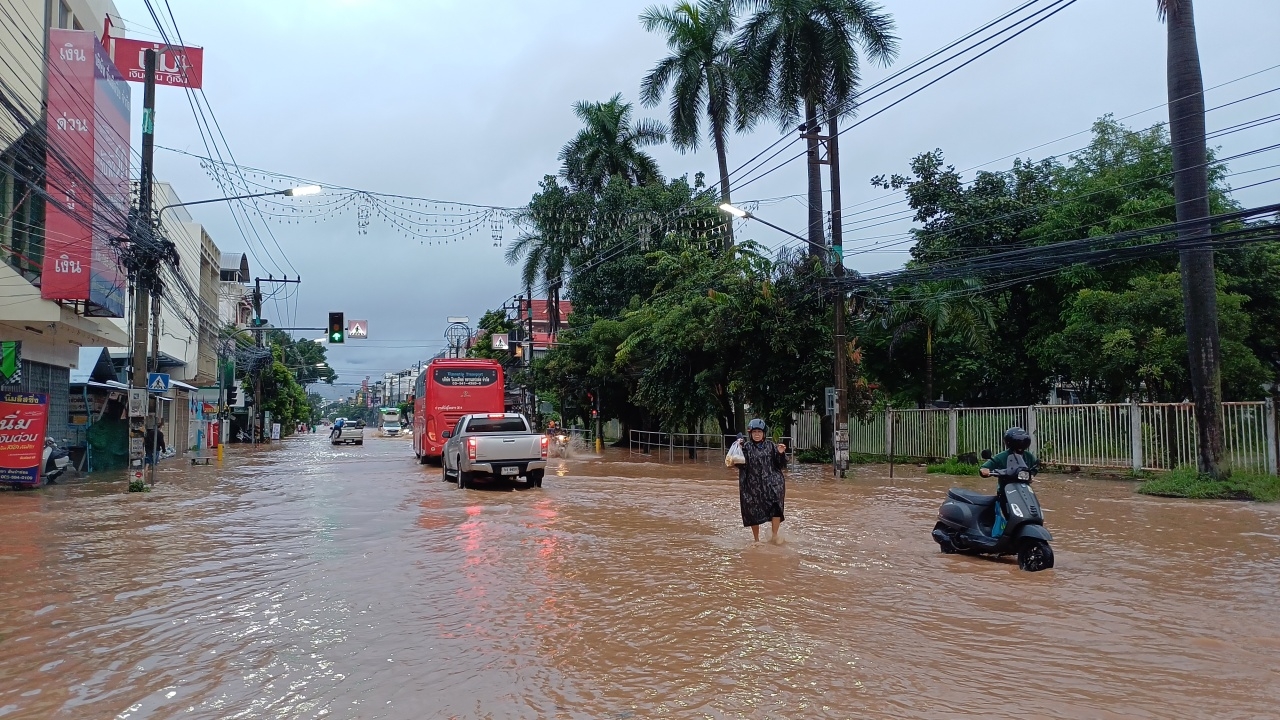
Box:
left=147, top=372, right=170, bottom=393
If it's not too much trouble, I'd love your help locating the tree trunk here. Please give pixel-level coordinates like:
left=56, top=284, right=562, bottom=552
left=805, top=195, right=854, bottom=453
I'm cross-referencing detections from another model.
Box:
left=1166, top=0, right=1224, bottom=478
left=804, top=99, right=825, bottom=258
left=712, top=111, right=734, bottom=249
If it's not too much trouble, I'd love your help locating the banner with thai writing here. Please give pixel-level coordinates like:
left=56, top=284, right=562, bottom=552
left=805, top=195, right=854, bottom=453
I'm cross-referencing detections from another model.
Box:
left=0, top=392, right=49, bottom=485
left=109, top=37, right=204, bottom=88
left=42, top=30, right=128, bottom=317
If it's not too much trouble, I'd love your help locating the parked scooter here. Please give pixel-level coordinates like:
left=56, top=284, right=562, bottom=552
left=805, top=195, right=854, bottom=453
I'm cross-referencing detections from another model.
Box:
left=42, top=438, right=71, bottom=484
left=931, top=449, right=1054, bottom=571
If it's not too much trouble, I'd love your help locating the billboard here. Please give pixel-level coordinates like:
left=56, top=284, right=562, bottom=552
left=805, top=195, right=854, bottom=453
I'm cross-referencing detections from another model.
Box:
left=109, top=37, right=204, bottom=88
left=41, top=30, right=128, bottom=317
left=0, top=392, right=49, bottom=486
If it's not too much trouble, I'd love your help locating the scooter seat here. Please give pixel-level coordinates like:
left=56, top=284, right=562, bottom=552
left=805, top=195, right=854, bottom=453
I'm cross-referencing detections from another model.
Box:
left=947, top=488, right=998, bottom=506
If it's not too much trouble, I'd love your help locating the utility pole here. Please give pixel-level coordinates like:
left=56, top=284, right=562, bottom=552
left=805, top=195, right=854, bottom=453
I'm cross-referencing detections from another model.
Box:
left=804, top=120, right=848, bottom=478
left=827, top=117, right=849, bottom=479
left=130, top=49, right=157, bottom=481
left=251, top=275, right=302, bottom=444
left=526, top=285, right=535, bottom=421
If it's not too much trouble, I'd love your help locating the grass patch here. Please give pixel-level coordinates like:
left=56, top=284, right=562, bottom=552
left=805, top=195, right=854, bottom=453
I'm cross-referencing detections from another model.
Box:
left=926, top=458, right=982, bottom=475
left=1137, top=466, right=1280, bottom=502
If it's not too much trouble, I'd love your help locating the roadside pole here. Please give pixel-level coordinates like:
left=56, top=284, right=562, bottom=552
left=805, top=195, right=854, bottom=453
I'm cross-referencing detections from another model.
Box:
left=130, top=49, right=157, bottom=483
left=827, top=117, right=849, bottom=479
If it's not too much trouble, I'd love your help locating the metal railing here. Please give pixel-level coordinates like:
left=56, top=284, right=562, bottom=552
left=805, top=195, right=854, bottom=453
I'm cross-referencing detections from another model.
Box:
left=629, top=431, right=793, bottom=463
left=849, top=401, right=1278, bottom=475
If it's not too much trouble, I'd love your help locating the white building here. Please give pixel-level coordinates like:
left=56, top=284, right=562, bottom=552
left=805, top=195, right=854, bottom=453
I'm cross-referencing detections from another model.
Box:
left=1, top=0, right=130, bottom=433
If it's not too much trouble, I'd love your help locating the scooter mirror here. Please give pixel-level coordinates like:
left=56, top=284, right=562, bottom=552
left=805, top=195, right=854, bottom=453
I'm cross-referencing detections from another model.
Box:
left=980, top=449, right=993, bottom=460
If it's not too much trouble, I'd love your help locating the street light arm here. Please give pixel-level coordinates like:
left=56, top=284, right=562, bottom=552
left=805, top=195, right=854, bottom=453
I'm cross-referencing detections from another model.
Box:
left=156, top=185, right=321, bottom=225
left=719, top=203, right=829, bottom=253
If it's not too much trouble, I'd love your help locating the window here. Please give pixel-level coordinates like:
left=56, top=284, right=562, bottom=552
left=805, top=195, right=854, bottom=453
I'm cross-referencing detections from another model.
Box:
left=58, top=1, right=70, bottom=28
left=1, top=136, right=46, bottom=281
left=464, top=417, right=527, bottom=434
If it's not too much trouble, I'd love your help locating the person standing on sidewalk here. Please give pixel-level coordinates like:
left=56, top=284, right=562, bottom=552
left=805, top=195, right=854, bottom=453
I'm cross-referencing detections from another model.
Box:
left=735, top=418, right=788, bottom=543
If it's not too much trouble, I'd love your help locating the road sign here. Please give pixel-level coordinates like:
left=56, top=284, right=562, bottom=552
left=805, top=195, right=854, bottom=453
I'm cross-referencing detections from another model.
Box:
left=347, top=319, right=368, bottom=339
left=147, top=372, right=170, bottom=393
left=491, top=333, right=509, bottom=350
left=447, top=316, right=470, bottom=324
left=128, top=389, right=147, bottom=417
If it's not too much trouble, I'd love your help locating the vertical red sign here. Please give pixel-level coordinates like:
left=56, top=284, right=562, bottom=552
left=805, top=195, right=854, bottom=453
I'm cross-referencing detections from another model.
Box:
left=91, top=38, right=130, bottom=317
left=43, top=29, right=96, bottom=303
left=0, top=393, right=49, bottom=486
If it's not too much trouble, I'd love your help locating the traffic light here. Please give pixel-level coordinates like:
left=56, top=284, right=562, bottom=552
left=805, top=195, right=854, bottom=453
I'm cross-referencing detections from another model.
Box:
left=328, top=312, right=345, bottom=344
left=227, top=384, right=238, bottom=406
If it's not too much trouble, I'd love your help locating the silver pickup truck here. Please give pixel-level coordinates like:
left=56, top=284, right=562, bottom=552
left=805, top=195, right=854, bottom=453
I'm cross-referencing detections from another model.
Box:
left=441, top=413, right=547, bottom=489
left=330, top=418, right=364, bottom=446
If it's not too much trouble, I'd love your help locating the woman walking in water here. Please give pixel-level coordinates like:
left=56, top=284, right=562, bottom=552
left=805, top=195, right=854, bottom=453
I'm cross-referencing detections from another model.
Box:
left=736, top=418, right=788, bottom=543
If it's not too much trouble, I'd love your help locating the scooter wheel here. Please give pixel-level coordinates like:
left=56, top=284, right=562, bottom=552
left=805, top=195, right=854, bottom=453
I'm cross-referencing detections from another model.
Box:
left=1017, top=539, right=1054, bottom=571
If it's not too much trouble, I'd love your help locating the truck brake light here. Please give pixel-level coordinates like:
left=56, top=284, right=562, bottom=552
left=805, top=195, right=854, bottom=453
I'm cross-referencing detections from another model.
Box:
left=467, top=437, right=477, bottom=461
left=540, top=434, right=548, bottom=459
left=488, top=413, right=506, bottom=418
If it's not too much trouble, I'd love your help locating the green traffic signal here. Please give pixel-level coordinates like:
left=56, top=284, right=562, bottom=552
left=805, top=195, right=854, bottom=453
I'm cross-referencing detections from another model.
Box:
left=328, top=312, right=345, bottom=344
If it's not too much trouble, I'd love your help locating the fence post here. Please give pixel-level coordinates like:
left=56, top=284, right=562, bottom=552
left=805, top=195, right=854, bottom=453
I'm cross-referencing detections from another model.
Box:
left=948, top=408, right=958, bottom=458
left=1026, top=405, right=1038, bottom=454
left=1129, top=401, right=1143, bottom=474
left=885, top=406, right=893, bottom=458
left=1265, top=398, right=1277, bottom=476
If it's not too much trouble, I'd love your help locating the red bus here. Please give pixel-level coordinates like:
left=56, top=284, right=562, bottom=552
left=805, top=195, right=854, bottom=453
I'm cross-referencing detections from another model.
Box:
left=413, top=358, right=505, bottom=464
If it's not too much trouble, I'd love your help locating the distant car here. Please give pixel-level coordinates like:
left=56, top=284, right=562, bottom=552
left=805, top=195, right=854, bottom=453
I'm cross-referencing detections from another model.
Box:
left=441, top=413, right=547, bottom=489
left=382, top=422, right=402, bottom=437
left=331, top=420, right=364, bottom=446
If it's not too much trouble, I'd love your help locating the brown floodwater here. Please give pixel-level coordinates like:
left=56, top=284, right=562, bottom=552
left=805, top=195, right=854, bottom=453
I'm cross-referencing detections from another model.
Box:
left=1, top=434, right=1278, bottom=719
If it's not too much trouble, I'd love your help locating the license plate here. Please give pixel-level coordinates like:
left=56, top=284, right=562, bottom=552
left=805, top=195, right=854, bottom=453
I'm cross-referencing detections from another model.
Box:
left=500, top=466, right=520, bottom=476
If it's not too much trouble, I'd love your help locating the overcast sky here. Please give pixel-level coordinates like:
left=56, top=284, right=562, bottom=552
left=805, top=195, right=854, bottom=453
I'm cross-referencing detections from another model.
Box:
left=112, top=0, right=1279, bottom=397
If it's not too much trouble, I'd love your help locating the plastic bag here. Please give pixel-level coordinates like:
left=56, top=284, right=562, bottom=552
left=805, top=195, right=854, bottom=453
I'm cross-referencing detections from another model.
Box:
left=725, top=440, right=746, bottom=467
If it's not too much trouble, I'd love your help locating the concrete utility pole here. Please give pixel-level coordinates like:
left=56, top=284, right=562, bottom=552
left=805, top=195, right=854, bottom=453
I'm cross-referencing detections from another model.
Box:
left=129, top=49, right=157, bottom=481
left=251, top=276, right=302, bottom=444
left=803, top=120, right=849, bottom=478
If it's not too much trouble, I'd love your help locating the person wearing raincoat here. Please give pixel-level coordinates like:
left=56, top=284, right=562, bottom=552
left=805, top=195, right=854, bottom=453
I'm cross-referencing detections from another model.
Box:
left=734, top=418, right=788, bottom=543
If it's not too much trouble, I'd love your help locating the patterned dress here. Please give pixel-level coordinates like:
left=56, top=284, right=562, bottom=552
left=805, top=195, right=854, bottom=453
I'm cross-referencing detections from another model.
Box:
left=737, top=439, right=788, bottom=527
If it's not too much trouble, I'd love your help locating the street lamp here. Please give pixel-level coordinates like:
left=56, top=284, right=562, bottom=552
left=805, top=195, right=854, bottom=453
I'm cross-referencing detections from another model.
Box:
left=718, top=203, right=831, bottom=256
left=158, top=185, right=323, bottom=225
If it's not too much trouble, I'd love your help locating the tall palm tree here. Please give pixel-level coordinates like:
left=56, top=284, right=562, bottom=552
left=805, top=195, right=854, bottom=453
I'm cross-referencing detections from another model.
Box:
left=885, top=280, right=995, bottom=405
left=640, top=0, right=741, bottom=247
left=505, top=178, right=588, bottom=338
left=1159, top=0, right=1223, bottom=477
left=559, top=94, right=668, bottom=196
left=734, top=0, right=897, bottom=256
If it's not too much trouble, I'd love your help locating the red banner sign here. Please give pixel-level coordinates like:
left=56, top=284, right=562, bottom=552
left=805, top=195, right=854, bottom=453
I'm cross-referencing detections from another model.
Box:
left=109, top=37, right=203, bottom=88
left=42, top=30, right=96, bottom=304
left=0, top=393, right=49, bottom=486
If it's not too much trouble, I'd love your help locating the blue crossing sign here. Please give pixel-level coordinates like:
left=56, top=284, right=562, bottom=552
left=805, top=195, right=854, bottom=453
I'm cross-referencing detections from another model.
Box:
left=147, top=372, right=170, bottom=393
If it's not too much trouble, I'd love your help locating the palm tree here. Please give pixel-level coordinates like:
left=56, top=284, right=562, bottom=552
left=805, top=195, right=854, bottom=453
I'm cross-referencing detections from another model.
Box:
left=505, top=178, right=587, bottom=338
left=885, top=280, right=995, bottom=405
left=559, top=94, right=668, bottom=196
left=640, top=0, right=741, bottom=247
left=1159, top=0, right=1223, bottom=477
left=734, top=0, right=897, bottom=256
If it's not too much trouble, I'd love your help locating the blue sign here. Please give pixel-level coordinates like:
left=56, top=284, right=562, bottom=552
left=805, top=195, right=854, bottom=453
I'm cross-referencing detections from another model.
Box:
left=147, top=373, right=170, bottom=393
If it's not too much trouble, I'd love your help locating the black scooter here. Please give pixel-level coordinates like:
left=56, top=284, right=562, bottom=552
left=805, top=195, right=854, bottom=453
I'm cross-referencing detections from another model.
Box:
left=931, top=449, right=1054, bottom=571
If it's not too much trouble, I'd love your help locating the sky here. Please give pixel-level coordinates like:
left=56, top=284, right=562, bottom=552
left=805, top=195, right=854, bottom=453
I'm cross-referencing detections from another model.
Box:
left=110, top=0, right=1280, bottom=398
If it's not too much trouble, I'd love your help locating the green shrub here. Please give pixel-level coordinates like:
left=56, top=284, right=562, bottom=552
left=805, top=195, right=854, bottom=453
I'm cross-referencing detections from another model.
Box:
left=1137, top=466, right=1280, bottom=502
left=796, top=447, right=832, bottom=464
left=927, top=458, right=982, bottom=476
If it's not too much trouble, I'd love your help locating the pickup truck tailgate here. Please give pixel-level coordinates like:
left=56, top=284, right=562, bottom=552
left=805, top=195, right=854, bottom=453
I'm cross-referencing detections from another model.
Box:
left=475, top=436, right=542, bottom=462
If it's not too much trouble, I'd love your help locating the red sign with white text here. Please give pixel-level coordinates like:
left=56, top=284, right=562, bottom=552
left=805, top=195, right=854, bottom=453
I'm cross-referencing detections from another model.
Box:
left=109, top=37, right=203, bottom=88
left=43, top=29, right=97, bottom=304
left=0, top=393, right=49, bottom=486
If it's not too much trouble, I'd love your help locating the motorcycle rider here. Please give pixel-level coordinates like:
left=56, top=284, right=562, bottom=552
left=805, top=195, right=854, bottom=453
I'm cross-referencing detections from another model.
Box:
left=979, top=426, right=1036, bottom=479
left=979, top=426, right=1036, bottom=538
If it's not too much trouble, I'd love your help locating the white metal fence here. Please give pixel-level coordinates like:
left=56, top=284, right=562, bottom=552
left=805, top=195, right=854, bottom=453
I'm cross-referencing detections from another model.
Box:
left=846, top=401, right=1278, bottom=475
left=629, top=431, right=793, bottom=463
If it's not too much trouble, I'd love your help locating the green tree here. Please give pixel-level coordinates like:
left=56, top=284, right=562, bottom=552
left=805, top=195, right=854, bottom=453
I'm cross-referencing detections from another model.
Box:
left=559, top=94, right=668, bottom=196
left=640, top=0, right=742, bottom=245
left=735, top=0, right=898, bottom=255
left=883, top=280, right=995, bottom=405
left=467, top=309, right=517, bottom=361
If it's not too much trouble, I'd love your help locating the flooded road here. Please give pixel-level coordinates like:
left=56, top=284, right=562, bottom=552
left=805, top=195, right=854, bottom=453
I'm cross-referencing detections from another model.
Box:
left=1, top=434, right=1278, bottom=719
